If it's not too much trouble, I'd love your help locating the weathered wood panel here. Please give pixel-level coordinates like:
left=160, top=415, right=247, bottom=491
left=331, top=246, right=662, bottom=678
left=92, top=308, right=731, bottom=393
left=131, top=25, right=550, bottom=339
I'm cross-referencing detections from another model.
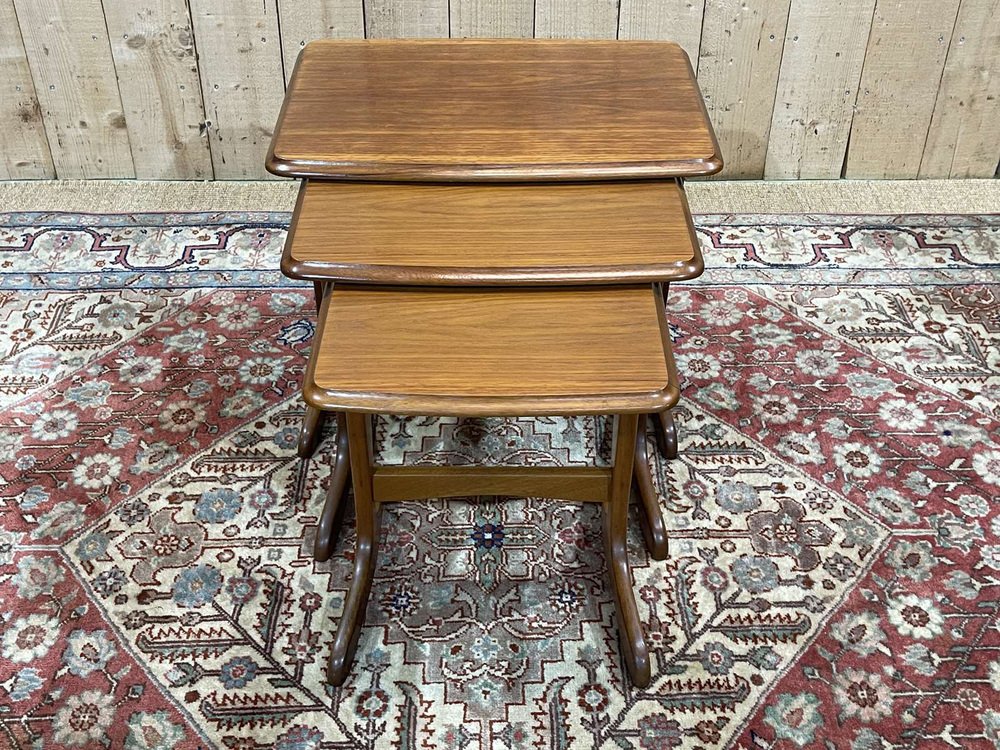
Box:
left=764, top=0, right=876, bottom=179
left=189, top=0, right=285, bottom=178
left=919, top=0, right=1000, bottom=178
left=8, top=0, right=1000, bottom=180
left=364, top=0, right=449, bottom=38
left=535, top=0, right=619, bottom=39
left=277, top=0, right=365, bottom=81
left=0, top=0, right=54, bottom=178
left=13, top=0, right=133, bottom=178
left=617, top=0, right=706, bottom=63
left=845, top=0, right=962, bottom=179
left=451, top=0, right=534, bottom=37
left=697, top=0, right=791, bottom=178
left=104, top=1, right=213, bottom=179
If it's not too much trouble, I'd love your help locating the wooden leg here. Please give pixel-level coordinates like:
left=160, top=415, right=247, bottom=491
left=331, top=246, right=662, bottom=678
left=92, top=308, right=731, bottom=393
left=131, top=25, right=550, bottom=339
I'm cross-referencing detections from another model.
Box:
left=652, top=409, right=679, bottom=460
left=314, top=413, right=351, bottom=563
left=328, top=413, right=380, bottom=686
left=312, top=280, right=328, bottom=311
left=297, top=406, right=327, bottom=459
left=606, top=413, right=651, bottom=688
left=654, top=283, right=679, bottom=461
left=633, top=414, right=669, bottom=561
left=300, top=282, right=331, bottom=459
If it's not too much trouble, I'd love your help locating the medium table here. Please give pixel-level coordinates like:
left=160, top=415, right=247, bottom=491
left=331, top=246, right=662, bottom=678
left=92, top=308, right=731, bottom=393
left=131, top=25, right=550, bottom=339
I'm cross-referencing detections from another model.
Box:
left=286, top=177, right=703, bottom=462
left=287, top=176, right=701, bottom=573
left=283, top=179, right=703, bottom=285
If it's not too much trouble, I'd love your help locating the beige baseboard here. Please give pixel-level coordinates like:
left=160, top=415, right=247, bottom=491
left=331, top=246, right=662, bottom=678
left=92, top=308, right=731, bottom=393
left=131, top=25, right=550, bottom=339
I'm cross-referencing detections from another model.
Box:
left=0, top=179, right=997, bottom=215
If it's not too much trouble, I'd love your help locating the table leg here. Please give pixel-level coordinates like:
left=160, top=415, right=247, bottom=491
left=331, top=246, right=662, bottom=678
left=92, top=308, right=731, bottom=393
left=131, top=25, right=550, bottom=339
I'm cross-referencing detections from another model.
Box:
left=298, top=281, right=331, bottom=459
left=297, top=406, right=327, bottom=458
left=313, top=412, right=351, bottom=562
left=653, top=281, right=680, bottom=461
left=606, top=413, right=651, bottom=688
left=633, top=414, right=669, bottom=561
left=313, top=280, right=328, bottom=310
left=328, top=413, right=380, bottom=686
left=652, top=409, right=679, bottom=460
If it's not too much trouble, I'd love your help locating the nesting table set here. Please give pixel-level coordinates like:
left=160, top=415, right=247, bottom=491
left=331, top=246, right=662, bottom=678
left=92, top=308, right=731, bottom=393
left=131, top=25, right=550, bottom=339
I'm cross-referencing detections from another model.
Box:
left=267, top=40, right=722, bottom=688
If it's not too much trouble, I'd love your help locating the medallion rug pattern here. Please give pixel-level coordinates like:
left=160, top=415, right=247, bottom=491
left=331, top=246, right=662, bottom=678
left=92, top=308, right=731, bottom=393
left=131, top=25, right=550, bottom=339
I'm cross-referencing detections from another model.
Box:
left=0, top=213, right=998, bottom=750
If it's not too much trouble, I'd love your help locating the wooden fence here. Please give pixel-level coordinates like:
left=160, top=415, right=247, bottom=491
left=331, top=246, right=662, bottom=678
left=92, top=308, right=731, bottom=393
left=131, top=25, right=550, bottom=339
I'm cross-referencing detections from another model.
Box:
left=3, top=0, right=998, bottom=180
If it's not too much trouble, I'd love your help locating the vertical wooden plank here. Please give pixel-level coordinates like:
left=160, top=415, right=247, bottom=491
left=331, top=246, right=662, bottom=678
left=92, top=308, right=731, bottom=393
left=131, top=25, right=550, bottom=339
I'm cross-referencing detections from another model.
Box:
left=103, top=1, right=213, bottom=179
left=0, top=0, right=54, bottom=178
left=764, top=0, right=875, bottom=179
left=189, top=0, right=285, bottom=179
left=277, top=0, right=365, bottom=81
left=364, top=0, right=449, bottom=37
left=13, top=0, right=134, bottom=178
left=451, top=0, right=533, bottom=37
left=697, top=0, right=792, bottom=178
left=534, top=0, right=619, bottom=39
left=844, top=0, right=961, bottom=179
left=617, top=0, right=706, bottom=63
left=919, top=0, right=1000, bottom=178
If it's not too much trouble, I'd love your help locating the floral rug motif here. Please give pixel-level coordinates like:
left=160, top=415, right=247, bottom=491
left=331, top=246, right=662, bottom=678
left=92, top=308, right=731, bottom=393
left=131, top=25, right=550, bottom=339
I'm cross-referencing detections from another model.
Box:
left=0, top=212, right=998, bottom=750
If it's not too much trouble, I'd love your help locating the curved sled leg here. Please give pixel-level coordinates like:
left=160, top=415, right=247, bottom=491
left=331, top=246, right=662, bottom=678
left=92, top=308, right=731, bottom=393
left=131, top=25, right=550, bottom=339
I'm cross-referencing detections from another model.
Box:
left=298, top=406, right=327, bottom=459
left=653, top=409, right=678, bottom=460
left=328, top=414, right=380, bottom=686
left=314, top=413, right=351, bottom=562
left=633, top=415, right=669, bottom=561
left=607, top=414, right=651, bottom=689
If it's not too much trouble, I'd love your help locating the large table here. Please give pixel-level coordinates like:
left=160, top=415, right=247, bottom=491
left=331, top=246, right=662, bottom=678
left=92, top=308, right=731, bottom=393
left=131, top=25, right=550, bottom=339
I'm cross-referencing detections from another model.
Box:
left=267, top=39, right=723, bottom=687
left=268, top=39, right=721, bottom=181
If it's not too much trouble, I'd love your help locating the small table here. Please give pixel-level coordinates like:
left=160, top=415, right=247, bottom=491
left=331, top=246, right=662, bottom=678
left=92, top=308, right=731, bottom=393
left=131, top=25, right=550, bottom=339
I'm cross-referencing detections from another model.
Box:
left=305, top=284, right=679, bottom=688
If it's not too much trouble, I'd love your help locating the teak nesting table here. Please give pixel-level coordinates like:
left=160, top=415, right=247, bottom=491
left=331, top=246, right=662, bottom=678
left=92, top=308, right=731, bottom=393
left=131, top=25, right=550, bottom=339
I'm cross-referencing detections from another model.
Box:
left=268, top=39, right=722, bottom=688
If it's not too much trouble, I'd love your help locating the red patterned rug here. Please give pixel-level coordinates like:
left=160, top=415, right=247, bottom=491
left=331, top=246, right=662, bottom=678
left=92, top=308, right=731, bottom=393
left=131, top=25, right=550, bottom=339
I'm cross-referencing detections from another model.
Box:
left=1, top=212, right=998, bottom=749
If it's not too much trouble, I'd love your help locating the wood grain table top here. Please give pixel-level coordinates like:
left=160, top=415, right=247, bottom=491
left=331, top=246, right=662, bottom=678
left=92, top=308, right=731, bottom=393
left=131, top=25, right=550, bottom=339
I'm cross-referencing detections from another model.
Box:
left=283, top=179, right=702, bottom=285
left=267, top=39, right=722, bottom=181
left=304, top=285, right=679, bottom=416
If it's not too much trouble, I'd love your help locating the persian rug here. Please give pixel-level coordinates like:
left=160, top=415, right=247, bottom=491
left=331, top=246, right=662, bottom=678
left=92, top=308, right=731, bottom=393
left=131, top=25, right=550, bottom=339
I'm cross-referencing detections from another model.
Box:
left=0, top=210, right=998, bottom=750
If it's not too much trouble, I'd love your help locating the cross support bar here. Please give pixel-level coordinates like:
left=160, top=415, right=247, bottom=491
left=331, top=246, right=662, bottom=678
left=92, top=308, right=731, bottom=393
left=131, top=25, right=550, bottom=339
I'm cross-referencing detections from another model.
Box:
left=372, top=465, right=612, bottom=503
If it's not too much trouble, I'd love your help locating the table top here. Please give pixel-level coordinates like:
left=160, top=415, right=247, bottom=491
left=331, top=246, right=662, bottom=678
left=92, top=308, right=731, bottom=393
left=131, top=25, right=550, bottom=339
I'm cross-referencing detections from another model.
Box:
left=283, top=179, right=702, bottom=285
left=304, top=285, right=678, bottom=416
left=267, top=39, right=722, bottom=182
